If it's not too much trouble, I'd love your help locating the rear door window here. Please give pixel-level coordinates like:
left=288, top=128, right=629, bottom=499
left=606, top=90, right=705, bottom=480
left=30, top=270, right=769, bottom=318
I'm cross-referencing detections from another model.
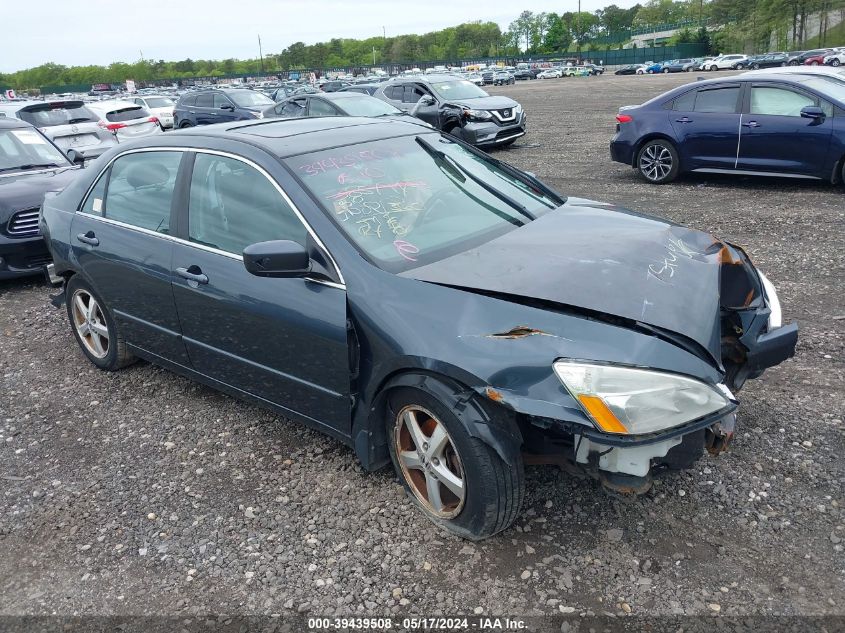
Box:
left=277, top=99, right=306, bottom=117
left=693, top=86, right=741, bottom=113
left=213, top=94, right=232, bottom=108
left=96, top=151, right=183, bottom=233
left=195, top=93, right=213, bottom=108
left=308, top=98, right=340, bottom=116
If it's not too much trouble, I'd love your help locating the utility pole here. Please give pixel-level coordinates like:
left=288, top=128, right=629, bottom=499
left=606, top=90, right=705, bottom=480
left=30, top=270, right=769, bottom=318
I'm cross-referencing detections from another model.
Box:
left=383, top=26, right=387, bottom=64
left=373, top=46, right=376, bottom=65
left=577, top=0, right=582, bottom=63
left=258, top=34, right=265, bottom=74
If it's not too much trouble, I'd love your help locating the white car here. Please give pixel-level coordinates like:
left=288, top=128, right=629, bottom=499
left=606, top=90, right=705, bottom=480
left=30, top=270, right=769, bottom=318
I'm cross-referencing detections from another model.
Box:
left=130, top=95, right=176, bottom=129
left=824, top=49, right=845, bottom=67
left=705, top=54, right=749, bottom=70
left=85, top=101, right=162, bottom=143
left=537, top=69, right=562, bottom=79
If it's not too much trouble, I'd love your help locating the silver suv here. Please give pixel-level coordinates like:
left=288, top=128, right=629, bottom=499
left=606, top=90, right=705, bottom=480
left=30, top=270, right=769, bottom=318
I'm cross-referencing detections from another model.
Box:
left=0, top=99, right=117, bottom=162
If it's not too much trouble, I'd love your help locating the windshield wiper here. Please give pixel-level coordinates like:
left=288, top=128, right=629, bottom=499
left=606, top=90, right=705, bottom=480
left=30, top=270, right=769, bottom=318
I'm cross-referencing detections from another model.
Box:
left=457, top=141, right=566, bottom=207
left=415, top=136, right=536, bottom=220
left=0, top=163, right=63, bottom=172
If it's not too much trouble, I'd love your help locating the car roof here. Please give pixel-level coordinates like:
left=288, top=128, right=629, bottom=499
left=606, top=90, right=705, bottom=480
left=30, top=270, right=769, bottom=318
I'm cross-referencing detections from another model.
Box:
left=87, top=100, right=143, bottom=111
left=0, top=117, right=32, bottom=130
left=168, top=117, right=435, bottom=158
left=390, top=74, right=460, bottom=84
left=306, top=92, right=373, bottom=101
left=0, top=99, right=84, bottom=110
left=656, top=73, right=845, bottom=101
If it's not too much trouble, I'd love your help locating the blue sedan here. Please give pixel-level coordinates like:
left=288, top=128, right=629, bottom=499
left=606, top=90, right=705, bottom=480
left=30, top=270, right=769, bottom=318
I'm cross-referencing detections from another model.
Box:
left=610, top=74, right=845, bottom=184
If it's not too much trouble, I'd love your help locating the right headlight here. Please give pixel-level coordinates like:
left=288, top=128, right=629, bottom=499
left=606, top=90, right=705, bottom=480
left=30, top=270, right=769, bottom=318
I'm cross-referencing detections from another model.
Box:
left=553, top=361, right=731, bottom=436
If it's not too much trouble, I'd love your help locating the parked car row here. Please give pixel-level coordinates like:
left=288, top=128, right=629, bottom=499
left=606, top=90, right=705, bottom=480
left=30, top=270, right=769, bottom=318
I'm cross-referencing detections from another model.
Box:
left=171, top=74, right=527, bottom=150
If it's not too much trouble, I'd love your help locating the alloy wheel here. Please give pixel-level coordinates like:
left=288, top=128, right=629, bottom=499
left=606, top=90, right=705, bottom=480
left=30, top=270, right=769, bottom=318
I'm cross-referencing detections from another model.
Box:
left=394, top=405, right=466, bottom=519
left=71, top=290, right=109, bottom=359
left=640, top=144, right=673, bottom=182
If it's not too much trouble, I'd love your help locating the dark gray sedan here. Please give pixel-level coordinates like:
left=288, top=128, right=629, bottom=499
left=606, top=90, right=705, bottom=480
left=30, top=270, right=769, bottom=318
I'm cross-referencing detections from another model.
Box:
left=40, top=118, right=796, bottom=539
left=263, top=92, right=409, bottom=120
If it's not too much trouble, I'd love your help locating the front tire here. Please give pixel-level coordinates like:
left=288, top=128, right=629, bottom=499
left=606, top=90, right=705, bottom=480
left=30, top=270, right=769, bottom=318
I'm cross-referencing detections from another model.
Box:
left=637, top=139, right=680, bottom=184
left=387, top=384, right=524, bottom=540
left=833, top=59, right=841, bottom=67
left=66, top=276, right=135, bottom=371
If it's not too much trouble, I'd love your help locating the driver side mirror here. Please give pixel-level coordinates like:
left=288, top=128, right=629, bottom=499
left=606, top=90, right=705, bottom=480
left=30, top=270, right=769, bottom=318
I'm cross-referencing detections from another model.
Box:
left=220, top=103, right=235, bottom=111
left=800, top=105, right=825, bottom=120
left=418, top=95, right=436, bottom=107
left=66, top=149, right=85, bottom=165
left=243, top=240, right=311, bottom=278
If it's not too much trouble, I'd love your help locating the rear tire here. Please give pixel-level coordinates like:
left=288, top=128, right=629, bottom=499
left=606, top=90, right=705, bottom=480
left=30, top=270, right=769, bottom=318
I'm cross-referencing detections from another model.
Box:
left=66, top=276, right=135, bottom=371
left=833, top=59, right=841, bottom=67
left=386, top=384, right=524, bottom=540
left=662, top=68, right=670, bottom=74
left=637, top=139, right=680, bottom=184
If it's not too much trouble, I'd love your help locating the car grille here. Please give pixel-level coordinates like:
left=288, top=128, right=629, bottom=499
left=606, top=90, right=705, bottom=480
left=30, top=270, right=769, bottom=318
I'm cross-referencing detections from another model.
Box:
left=491, top=108, right=519, bottom=123
left=7, top=208, right=41, bottom=237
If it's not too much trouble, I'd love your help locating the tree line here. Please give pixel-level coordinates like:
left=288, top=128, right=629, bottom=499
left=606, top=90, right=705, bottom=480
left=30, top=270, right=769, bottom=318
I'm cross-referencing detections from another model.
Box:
left=2, top=0, right=843, bottom=91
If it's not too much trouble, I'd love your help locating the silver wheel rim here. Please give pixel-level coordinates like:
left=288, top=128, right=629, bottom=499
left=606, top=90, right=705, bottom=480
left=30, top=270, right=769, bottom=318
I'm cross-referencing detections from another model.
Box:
left=640, top=144, right=673, bottom=181
left=395, top=405, right=466, bottom=519
left=71, top=290, right=109, bottom=359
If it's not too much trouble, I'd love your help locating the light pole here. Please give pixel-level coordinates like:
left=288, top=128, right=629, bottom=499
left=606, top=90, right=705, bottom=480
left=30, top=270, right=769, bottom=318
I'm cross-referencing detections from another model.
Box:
left=258, top=34, right=265, bottom=74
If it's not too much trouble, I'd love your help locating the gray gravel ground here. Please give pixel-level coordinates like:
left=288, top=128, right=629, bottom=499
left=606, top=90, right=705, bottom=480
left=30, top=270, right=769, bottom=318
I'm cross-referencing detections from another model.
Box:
left=1, top=73, right=843, bottom=625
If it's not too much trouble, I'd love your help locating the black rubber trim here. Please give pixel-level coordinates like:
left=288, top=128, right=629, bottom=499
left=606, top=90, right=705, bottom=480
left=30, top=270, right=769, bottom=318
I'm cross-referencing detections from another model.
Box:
left=531, top=403, right=738, bottom=448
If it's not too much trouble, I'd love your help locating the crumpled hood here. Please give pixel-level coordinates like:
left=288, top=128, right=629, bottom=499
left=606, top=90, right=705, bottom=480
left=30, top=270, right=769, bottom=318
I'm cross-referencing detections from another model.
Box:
left=403, top=197, right=728, bottom=364
left=444, top=95, right=519, bottom=111
left=0, top=167, right=80, bottom=221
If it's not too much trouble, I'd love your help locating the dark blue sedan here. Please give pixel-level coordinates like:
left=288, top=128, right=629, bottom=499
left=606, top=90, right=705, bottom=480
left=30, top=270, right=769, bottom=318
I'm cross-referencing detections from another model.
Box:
left=41, top=117, right=796, bottom=538
left=610, top=74, right=845, bottom=184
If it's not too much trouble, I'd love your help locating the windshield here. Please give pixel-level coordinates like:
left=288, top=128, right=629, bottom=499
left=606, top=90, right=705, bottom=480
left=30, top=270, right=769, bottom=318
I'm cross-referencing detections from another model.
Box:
left=336, top=96, right=402, bottom=116
left=430, top=80, right=488, bottom=100
left=18, top=103, right=97, bottom=127
left=286, top=135, right=563, bottom=273
left=145, top=97, right=174, bottom=108
left=0, top=128, right=70, bottom=171
left=230, top=91, right=274, bottom=108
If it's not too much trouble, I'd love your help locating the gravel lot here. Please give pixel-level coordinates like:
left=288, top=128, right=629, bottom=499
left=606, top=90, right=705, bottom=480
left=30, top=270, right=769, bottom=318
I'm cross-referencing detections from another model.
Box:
left=1, top=73, right=843, bottom=625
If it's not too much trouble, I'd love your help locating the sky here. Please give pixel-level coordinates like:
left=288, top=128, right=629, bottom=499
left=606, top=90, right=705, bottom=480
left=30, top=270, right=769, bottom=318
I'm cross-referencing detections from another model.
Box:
left=2, top=0, right=641, bottom=73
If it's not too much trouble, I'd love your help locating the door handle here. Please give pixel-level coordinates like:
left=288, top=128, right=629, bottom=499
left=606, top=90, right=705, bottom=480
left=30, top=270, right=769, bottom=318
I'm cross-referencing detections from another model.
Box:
left=742, top=121, right=761, bottom=128
left=675, top=117, right=693, bottom=123
left=176, top=266, right=208, bottom=285
left=76, top=231, right=99, bottom=246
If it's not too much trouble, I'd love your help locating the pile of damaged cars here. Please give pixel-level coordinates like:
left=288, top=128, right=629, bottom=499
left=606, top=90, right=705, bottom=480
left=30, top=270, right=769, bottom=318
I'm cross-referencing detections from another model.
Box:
left=38, top=116, right=797, bottom=539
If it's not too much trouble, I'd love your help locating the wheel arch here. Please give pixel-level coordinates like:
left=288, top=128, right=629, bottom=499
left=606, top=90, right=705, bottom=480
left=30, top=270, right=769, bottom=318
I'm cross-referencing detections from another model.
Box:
left=631, top=133, right=680, bottom=168
left=352, top=368, right=523, bottom=472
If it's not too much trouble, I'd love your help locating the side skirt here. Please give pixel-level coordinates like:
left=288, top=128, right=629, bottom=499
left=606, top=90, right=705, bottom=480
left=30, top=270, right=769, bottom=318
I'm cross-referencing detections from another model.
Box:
left=126, top=343, right=355, bottom=449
